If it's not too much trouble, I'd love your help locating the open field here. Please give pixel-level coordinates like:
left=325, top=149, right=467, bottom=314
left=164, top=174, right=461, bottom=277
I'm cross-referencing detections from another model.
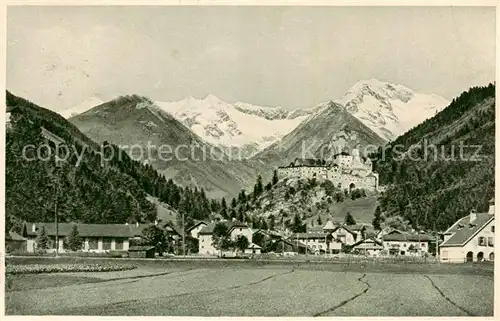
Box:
left=5, top=258, right=494, bottom=316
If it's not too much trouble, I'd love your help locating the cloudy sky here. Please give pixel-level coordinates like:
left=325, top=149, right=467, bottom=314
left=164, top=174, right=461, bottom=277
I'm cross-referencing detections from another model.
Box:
left=7, top=6, right=496, bottom=113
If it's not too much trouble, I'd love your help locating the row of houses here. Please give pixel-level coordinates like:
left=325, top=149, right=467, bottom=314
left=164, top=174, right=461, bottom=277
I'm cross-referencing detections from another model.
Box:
left=7, top=221, right=184, bottom=257
left=9, top=199, right=495, bottom=263
left=187, top=216, right=435, bottom=257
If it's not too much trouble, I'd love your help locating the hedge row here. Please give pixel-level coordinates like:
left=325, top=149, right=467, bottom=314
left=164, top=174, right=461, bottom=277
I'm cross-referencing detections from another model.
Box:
left=6, top=263, right=137, bottom=275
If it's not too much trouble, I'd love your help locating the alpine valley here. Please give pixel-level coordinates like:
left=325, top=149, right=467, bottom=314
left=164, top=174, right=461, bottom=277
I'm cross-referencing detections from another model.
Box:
left=5, top=81, right=495, bottom=236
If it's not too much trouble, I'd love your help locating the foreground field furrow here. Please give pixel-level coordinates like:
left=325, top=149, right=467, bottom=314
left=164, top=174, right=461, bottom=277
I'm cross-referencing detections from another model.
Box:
left=328, top=273, right=471, bottom=316
left=59, top=270, right=367, bottom=316
left=5, top=268, right=209, bottom=314
left=313, top=273, right=370, bottom=316
left=424, top=274, right=494, bottom=316
left=58, top=269, right=296, bottom=316
left=6, top=268, right=287, bottom=315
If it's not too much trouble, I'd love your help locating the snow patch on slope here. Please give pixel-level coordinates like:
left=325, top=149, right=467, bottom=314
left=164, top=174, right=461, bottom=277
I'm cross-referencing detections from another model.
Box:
left=60, top=97, right=104, bottom=119
left=156, top=95, right=309, bottom=155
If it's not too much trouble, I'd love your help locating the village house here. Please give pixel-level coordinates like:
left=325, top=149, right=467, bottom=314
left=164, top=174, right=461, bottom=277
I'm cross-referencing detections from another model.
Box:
left=6, top=231, right=27, bottom=253
left=292, top=231, right=336, bottom=254
left=244, top=243, right=262, bottom=255
left=381, top=230, right=432, bottom=256
left=198, top=220, right=257, bottom=255
left=330, top=224, right=359, bottom=246
left=439, top=199, right=495, bottom=263
left=351, top=238, right=384, bottom=256
left=187, top=221, right=208, bottom=239
left=23, top=222, right=134, bottom=253
left=293, top=220, right=361, bottom=254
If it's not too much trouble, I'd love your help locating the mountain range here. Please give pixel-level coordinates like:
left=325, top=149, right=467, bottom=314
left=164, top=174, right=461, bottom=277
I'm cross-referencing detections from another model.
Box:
left=62, top=79, right=450, bottom=198
left=64, top=79, right=449, bottom=157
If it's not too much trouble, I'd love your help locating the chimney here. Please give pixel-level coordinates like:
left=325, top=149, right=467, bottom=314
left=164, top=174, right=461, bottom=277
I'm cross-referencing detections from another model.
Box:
left=32, top=223, right=36, bottom=233
left=470, top=209, right=477, bottom=224
left=136, top=222, right=139, bottom=228
left=488, top=198, right=495, bottom=215
left=232, top=217, right=236, bottom=222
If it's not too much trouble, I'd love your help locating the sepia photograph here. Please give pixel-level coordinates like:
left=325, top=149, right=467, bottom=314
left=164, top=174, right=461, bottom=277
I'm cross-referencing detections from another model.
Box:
left=3, top=3, right=496, bottom=317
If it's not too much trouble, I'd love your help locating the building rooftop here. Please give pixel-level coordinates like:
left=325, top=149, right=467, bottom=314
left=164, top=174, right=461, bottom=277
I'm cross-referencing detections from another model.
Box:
left=7, top=231, right=27, bottom=241
left=440, top=212, right=494, bottom=247
left=187, top=221, right=208, bottom=232
left=24, top=222, right=135, bottom=238
left=382, top=230, right=432, bottom=242
left=293, top=232, right=331, bottom=239
left=198, top=220, right=248, bottom=235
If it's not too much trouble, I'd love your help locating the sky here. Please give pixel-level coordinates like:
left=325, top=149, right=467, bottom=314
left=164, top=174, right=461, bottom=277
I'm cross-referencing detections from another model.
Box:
left=7, top=6, right=496, bottom=113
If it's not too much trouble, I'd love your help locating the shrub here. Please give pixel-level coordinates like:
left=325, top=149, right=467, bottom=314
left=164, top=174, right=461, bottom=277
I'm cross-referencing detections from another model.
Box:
left=6, top=263, right=136, bottom=275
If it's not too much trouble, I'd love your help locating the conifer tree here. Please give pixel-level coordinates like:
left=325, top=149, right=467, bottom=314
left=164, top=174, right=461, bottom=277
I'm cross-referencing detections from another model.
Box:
left=272, top=169, right=279, bottom=185
left=36, top=226, right=49, bottom=250
left=220, top=197, right=228, bottom=218
left=67, top=225, right=83, bottom=251
left=253, top=175, right=263, bottom=198
left=372, top=206, right=382, bottom=230
left=344, top=212, right=356, bottom=226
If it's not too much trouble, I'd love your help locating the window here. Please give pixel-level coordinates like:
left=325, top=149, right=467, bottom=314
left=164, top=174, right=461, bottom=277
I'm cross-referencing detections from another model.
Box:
left=421, top=243, right=426, bottom=247
left=492, top=226, right=495, bottom=233
left=103, top=238, right=112, bottom=250
left=442, top=250, right=448, bottom=259
left=89, top=239, right=98, bottom=250
left=488, top=237, right=494, bottom=247
left=478, top=237, right=486, bottom=246
left=115, top=239, right=123, bottom=250
left=239, top=228, right=242, bottom=232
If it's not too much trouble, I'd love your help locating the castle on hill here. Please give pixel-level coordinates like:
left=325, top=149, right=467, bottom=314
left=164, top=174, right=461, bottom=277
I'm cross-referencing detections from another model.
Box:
left=277, top=149, right=379, bottom=191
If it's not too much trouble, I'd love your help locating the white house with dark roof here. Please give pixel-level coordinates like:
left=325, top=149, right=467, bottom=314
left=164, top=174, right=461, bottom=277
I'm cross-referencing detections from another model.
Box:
left=352, top=238, right=384, bottom=256
left=439, top=199, right=495, bottom=263
left=23, top=222, right=134, bottom=253
left=381, top=230, right=432, bottom=256
left=187, top=221, right=208, bottom=239
left=198, top=220, right=255, bottom=256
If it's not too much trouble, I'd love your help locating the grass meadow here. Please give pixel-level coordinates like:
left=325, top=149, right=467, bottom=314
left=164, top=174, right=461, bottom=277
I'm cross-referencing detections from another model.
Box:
left=4, top=257, right=494, bottom=316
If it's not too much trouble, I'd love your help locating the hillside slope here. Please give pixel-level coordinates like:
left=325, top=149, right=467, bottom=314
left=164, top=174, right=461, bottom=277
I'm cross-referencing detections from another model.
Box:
left=370, top=84, right=495, bottom=230
left=5, top=91, right=156, bottom=231
left=5, top=91, right=229, bottom=235
left=221, top=174, right=378, bottom=232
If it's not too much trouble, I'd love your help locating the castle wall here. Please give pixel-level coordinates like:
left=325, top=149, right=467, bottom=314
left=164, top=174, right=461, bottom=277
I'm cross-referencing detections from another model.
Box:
left=277, top=150, right=378, bottom=191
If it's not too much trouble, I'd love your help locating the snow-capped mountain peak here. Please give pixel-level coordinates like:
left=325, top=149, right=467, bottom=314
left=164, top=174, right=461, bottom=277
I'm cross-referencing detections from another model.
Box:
left=155, top=96, right=310, bottom=157
left=337, top=79, right=449, bottom=140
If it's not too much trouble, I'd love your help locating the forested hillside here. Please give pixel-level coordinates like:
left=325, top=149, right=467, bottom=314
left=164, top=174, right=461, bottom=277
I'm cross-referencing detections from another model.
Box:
left=216, top=171, right=376, bottom=233
left=370, top=84, right=495, bottom=231
left=5, top=92, right=219, bottom=233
